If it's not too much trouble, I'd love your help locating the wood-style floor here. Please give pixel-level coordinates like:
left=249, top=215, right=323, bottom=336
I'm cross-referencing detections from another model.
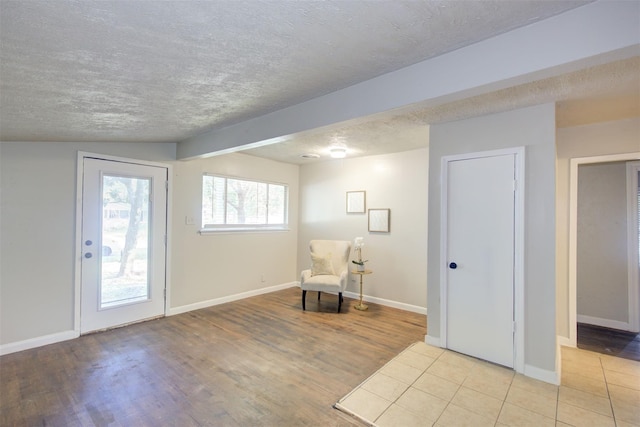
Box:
left=577, top=322, right=640, bottom=362
left=0, top=287, right=427, bottom=426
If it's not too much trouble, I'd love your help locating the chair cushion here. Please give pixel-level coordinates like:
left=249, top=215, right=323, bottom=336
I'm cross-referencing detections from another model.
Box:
left=301, top=273, right=342, bottom=292
left=310, top=251, right=335, bottom=276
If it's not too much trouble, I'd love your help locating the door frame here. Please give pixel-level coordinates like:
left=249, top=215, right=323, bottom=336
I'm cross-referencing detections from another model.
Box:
left=439, top=147, right=525, bottom=373
left=567, top=152, right=640, bottom=345
left=74, top=151, right=173, bottom=335
left=627, top=161, right=640, bottom=333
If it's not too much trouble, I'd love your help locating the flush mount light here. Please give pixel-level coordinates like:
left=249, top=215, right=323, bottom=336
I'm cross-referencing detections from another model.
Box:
left=329, top=146, right=347, bottom=159
left=300, top=153, right=320, bottom=159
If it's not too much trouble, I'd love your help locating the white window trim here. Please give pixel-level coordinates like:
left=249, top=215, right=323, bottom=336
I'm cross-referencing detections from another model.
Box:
left=199, top=226, right=290, bottom=235
left=201, top=173, right=289, bottom=233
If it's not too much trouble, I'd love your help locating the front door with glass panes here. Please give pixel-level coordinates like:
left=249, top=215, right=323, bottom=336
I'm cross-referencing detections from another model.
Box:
left=80, top=157, right=167, bottom=333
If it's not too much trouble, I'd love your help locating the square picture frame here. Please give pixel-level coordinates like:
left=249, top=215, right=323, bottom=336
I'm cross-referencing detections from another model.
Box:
left=346, top=191, right=366, bottom=213
left=368, top=208, right=390, bottom=233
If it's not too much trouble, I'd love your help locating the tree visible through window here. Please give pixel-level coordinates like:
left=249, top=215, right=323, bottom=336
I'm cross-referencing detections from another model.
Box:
left=202, top=175, right=288, bottom=229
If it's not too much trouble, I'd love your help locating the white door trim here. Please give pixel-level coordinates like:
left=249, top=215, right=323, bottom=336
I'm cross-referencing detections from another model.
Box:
left=567, top=152, right=640, bottom=346
left=74, top=151, right=173, bottom=334
left=439, top=147, right=525, bottom=373
left=627, top=161, right=640, bottom=333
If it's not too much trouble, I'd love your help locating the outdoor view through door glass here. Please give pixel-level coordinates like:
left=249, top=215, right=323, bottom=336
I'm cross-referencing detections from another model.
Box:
left=101, top=175, right=150, bottom=309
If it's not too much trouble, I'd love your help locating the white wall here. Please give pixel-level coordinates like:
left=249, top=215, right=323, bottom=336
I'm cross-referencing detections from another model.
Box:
left=1, top=140, right=429, bottom=351
left=427, top=104, right=557, bottom=377
left=169, top=153, right=299, bottom=311
left=577, top=162, right=629, bottom=324
left=555, top=117, right=640, bottom=339
left=298, top=148, right=429, bottom=311
left=0, top=144, right=300, bottom=350
left=0, top=142, right=176, bottom=345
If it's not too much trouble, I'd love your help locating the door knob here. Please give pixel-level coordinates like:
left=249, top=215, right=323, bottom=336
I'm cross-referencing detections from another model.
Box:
left=449, top=262, right=457, bottom=269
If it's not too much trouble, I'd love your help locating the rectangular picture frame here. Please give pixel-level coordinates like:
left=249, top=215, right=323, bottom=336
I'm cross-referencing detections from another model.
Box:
left=368, top=208, right=390, bottom=233
left=346, top=191, right=366, bottom=213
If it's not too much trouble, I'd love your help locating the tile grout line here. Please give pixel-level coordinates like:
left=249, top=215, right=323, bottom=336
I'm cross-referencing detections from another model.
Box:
left=378, top=345, right=454, bottom=427
left=493, top=371, right=516, bottom=427
left=369, top=343, right=443, bottom=426
left=599, top=354, right=618, bottom=426
left=428, top=348, right=462, bottom=427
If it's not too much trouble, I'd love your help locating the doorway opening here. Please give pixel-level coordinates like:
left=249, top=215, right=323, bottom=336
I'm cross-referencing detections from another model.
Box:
left=569, top=154, right=640, bottom=362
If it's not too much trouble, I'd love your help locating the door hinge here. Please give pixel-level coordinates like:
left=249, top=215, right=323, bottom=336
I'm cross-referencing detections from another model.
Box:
left=165, top=181, right=169, bottom=191
left=513, top=179, right=518, bottom=191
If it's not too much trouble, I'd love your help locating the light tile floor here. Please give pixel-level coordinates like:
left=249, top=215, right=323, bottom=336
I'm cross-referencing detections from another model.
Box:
left=336, top=342, right=640, bottom=426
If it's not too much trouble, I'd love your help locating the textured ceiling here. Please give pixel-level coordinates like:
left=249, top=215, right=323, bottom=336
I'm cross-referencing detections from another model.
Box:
left=2, top=1, right=637, bottom=165
left=244, top=57, right=640, bottom=164
left=1, top=0, right=592, bottom=145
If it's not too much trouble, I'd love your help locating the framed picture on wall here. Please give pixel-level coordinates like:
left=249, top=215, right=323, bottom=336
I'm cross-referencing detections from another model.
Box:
left=368, top=208, right=390, bottom=232
left=346, top=191, right=366, bottom=213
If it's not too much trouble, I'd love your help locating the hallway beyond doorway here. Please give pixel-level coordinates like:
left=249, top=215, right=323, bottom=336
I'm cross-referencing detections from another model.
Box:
left=578, top=323, right=640, bottom=362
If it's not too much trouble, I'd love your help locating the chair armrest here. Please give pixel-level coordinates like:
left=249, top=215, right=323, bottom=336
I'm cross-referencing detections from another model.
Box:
left=300, top=269, right=312, bottom=284
left=338, top=270, right=349, bottom=291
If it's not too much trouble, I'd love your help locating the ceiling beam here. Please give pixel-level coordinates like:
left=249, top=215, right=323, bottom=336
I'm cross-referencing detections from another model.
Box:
left=177, top=1, right=639, bottom=160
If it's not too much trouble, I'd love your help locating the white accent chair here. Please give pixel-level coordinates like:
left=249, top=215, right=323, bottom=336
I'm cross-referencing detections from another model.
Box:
left=300, top=240, right=352, bottom=313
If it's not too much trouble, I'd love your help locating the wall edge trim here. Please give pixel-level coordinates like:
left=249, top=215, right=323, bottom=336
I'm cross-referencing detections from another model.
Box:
left=343, top=291, right=427, bottom=315
left=576, top=314, right=632, bottom=332
left=524, top=363, right=560, bottom=386
left=0, top=330, right=79, bottom=356
left=167, top=282, right=299, bottom=316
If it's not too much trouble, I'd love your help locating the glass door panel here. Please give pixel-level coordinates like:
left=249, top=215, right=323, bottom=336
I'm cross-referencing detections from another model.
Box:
left=100, top=175, right=151, bottom=309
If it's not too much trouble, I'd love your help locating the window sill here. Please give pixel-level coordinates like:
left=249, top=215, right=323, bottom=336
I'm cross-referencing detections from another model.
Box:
left=199, top=227, right=290, bottom=235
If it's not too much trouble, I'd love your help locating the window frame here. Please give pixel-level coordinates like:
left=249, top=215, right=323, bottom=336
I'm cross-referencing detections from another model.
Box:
left=200, top=173, right=289, bottom=233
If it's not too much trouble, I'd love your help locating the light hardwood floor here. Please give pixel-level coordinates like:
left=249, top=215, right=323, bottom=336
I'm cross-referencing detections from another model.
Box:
left=0, top=287, right=426, bottom=426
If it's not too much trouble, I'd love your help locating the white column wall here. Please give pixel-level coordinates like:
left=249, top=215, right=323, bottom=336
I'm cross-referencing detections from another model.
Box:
left=427, top=104, right=557, bottom=378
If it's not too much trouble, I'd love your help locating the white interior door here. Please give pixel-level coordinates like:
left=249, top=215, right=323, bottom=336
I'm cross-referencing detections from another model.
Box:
left=80, top=157, right=167, bottom=333
left=445, top=153, right=516, bottom=368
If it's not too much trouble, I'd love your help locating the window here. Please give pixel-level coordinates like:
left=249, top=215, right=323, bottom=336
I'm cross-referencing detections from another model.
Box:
left=202, top=174, right=288, bottom=231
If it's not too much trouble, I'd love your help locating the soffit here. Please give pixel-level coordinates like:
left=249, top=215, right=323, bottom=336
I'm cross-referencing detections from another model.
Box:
left=242, top=57, right=640, bottom=165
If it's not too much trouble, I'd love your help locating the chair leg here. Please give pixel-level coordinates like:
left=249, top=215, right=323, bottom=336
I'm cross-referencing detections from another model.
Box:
left=338, top=292, right=343, bottom=313
left=318, top=291, right=321, bottom=301
left=302, top=290, right=307, bottom=311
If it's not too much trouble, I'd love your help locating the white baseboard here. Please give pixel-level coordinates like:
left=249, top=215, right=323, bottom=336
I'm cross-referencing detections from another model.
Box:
left=425, top=336, right=559, bottom=385
left=524, top=363, right=560, bottom=386
left=2, top=282, right=425, bottom=355
left=343, top=291, right=427, bottom=315
left=557, top=335, right=574, bottom=348
left=0, top=329, right=79, bottom=356
left=425, top=335, right=441, bottom=347
left=577, top=314, right=631, bottom=331
left=168, top=281, right=299, bottom=316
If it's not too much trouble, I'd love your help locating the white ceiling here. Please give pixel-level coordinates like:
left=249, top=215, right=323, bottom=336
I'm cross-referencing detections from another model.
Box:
left=1, top=0, right=638, bottom=164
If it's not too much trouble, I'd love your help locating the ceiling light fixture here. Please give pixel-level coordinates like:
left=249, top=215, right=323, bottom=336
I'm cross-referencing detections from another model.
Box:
left=330, top=146, right=347, bottom=159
